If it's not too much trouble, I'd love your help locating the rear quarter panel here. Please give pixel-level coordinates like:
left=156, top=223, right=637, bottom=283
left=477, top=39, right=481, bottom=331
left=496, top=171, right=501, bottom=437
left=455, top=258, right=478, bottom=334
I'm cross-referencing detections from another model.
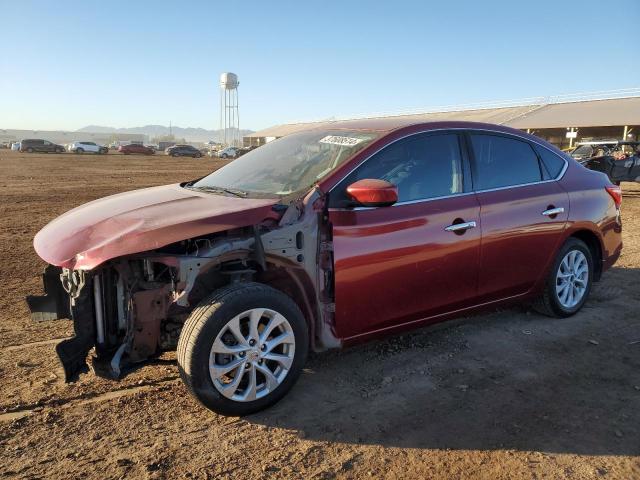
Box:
left=560, top=160, right=622, bottom=270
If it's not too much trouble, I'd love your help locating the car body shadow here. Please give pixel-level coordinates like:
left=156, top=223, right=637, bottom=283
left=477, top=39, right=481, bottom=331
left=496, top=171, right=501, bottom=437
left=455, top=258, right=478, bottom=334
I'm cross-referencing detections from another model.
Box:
left=249, top=266, right=640, bottom=456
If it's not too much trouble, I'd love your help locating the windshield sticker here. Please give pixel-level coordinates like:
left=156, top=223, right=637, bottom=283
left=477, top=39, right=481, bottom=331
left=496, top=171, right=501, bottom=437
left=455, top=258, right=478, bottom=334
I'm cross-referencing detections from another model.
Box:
left=319, top=135, right=363, bottom=147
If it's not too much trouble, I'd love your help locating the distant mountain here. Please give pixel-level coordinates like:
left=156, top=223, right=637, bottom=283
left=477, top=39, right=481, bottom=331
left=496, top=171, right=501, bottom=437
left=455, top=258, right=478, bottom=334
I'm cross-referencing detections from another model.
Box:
left=76, top=124, right=254, bottom=142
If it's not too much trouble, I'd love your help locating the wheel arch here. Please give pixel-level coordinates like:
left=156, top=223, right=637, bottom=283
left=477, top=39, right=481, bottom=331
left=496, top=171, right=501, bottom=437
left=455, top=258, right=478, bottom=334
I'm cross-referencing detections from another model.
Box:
left=255, top=260, right=319, bottom=351
left=185, top=255, right=319, bottom=351
left=567, top=228, right=603, bottom=281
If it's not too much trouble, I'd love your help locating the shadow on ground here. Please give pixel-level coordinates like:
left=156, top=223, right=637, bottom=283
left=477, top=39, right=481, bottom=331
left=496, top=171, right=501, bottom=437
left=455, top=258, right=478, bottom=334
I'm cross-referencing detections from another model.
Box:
left=249, top=266, right=640, bottom=456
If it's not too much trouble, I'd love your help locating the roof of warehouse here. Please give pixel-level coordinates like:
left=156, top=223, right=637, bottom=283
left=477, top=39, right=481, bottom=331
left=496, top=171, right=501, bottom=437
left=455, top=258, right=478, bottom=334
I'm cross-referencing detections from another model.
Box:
left=245, top=96, right=640, bottom=138
left=506, top=97, right=640, bottom=129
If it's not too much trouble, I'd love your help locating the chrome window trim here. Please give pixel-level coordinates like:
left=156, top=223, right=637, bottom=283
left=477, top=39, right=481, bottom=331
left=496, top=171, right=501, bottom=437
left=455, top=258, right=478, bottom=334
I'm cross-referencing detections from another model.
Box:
left=327, top=127, right=569, bottom=212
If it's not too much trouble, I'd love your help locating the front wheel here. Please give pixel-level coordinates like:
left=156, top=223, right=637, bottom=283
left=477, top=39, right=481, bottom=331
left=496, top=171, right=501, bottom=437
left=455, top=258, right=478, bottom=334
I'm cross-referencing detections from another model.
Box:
left=533, top=238, right=593, bottom=317
left=177, top=283, right=308, bottom=416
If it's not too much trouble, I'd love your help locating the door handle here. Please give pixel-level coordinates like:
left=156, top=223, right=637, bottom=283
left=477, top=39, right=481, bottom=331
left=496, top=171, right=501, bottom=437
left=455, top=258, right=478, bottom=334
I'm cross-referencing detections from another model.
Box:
left=542, top=207, right=565, bottom=216
left=444, top=221, right=477, bottom=232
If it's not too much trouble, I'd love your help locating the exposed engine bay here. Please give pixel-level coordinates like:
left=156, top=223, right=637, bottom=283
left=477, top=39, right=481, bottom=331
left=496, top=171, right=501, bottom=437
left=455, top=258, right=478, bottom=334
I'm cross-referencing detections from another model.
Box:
left=26, top=189, right=339, bottom=381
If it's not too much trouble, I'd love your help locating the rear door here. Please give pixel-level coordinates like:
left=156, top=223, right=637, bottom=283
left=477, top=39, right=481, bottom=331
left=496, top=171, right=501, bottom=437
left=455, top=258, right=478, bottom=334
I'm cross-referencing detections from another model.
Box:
left=329, top=132, right=481, bottom=339
left=468, top=132, right=569, bottom=302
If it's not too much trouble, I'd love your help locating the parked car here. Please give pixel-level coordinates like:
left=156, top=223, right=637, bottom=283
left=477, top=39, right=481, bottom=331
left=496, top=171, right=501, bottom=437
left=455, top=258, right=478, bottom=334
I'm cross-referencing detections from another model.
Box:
left=68, top=141, right=108, bottom=154
left=27, top=120, right=622, bottom=416
left=216, top=146, right=239, bottom=158
left=233, top=146, right=258, bottom=158
left=118, top=143, right=155, bottom=155
left=165, top=144, right=202, bottom=158
left=158, top=141, right=176, bottom=151
left=20, top=138, right=65, bottom=153
left=573, top=141, right=640, bottom=184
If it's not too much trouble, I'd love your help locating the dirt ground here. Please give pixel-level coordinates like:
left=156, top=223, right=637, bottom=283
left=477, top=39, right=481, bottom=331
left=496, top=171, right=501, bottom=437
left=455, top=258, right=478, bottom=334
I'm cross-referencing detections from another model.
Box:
left=0, top=149, right=638, bottom=479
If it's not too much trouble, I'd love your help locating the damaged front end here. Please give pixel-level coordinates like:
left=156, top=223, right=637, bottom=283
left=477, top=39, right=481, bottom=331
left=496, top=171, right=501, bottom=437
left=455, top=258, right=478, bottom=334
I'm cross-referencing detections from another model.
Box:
left=27, top=266, right=95, bottom=380
left=26, top=189, right=340, bottom=382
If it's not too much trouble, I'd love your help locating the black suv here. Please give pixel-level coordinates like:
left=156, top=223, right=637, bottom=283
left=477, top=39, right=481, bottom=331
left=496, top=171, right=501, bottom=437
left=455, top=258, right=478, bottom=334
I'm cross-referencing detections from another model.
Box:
left=165, top=144, right=202, bottom=158
left=20, top=139, right=65, bottom=153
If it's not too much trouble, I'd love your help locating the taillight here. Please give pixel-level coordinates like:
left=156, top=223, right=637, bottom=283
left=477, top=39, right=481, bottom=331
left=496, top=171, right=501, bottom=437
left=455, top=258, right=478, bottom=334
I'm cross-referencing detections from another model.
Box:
left=605, top=185, right=622, bottom=208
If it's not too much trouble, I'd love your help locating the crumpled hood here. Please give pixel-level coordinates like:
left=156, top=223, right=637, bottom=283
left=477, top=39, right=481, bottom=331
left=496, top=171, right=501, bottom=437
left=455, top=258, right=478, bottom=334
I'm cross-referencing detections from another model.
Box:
left=34, top=183, right=279, bottom=270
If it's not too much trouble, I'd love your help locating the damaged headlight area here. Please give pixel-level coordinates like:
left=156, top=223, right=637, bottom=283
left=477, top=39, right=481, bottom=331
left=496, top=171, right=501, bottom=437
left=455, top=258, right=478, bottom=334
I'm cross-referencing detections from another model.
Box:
left=26, top=232, right=267, bottom=381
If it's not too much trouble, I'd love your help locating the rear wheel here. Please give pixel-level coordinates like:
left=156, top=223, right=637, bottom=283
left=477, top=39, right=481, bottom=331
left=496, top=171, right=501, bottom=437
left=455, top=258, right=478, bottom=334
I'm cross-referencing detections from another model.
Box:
left=27, top=147, right=34, bottom=153
left=177, top=283, right=308, bottom=416
left=172, top=152, right=179, bottom=157
left=533, top=238, right=593, bottom=317
left=75, top=148, right=84, bottom=154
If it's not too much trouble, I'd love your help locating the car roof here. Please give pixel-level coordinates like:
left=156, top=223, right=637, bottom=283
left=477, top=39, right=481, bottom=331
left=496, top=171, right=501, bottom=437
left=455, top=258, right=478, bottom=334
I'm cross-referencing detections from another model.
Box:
left=296, top=119, right=541, bottom=138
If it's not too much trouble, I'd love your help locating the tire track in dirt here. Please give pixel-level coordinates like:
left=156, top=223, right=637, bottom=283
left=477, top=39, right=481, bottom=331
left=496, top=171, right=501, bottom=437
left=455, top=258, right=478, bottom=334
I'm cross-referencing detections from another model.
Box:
left=0, top=377, right=180, bottom=422
left=2, top=337, right=70, bottom=352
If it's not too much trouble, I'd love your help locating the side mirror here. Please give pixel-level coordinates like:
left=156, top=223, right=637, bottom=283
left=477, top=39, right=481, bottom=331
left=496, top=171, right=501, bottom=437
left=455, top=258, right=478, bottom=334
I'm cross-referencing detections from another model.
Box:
left=346, top=179, right=398, bottom=208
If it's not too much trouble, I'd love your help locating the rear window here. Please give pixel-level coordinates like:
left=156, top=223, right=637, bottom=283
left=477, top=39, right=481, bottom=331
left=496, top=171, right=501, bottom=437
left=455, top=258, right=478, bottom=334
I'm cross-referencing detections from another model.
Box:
left=469, top=134, right=542, bottom=190
left=535, top=146, right=566, bottom=179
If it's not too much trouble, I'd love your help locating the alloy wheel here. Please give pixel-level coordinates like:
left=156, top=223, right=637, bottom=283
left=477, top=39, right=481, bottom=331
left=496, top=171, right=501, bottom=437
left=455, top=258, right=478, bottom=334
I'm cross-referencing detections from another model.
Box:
left=555, top=250, right=589, bottom=308
left=209, top=308, right=295, bottom=402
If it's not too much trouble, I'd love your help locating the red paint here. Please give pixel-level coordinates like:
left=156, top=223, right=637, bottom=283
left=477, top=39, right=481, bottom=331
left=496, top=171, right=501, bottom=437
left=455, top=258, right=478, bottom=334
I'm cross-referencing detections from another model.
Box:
left=118, top=144, right=155, bottom=155
left=473, top=182, right=569, bottom=302
left=33, top=120, right=623, bottom=345
left=33, top=184, right=278, bottom=270
left=330, top=194, right=481, bottom=338
left=345, top=179, right=398, bottom=207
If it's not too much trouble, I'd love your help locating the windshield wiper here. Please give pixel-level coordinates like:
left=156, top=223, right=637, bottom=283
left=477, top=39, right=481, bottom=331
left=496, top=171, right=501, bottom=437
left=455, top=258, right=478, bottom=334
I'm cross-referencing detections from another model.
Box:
left=188, top=185, right=248, bottom=198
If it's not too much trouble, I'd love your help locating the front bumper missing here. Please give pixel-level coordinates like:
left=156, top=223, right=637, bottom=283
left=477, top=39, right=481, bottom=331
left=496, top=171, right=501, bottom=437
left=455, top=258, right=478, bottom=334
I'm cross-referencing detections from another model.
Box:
left=25, top=265, right=71, bottom=322
left=25, top=265, right=95, bottom=381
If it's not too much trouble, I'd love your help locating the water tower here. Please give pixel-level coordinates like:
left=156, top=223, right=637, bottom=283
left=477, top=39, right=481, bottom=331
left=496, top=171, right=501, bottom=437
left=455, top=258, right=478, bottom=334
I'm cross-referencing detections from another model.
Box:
left=219, top=72, right=240, bottom=147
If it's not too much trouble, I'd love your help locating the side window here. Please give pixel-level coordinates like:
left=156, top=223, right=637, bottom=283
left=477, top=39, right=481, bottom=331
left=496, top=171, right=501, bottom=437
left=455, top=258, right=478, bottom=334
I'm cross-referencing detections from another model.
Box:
left=535, top=145, right=565, bottom=179
left=469, top=134, right=542, bottom=190
left=332, top=133, right=464, bottom=207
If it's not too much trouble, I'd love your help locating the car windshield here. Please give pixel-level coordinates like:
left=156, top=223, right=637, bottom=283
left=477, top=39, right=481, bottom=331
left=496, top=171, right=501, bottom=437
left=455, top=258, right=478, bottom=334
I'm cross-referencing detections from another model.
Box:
left=191, top=130, right=379, bottom=197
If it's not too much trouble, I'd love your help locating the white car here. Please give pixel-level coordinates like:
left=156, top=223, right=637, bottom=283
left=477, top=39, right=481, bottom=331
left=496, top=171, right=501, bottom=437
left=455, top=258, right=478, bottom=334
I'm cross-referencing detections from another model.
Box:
left=216, top=146, right=238, bottom=158
left=68, top=141, right=108, bottom=154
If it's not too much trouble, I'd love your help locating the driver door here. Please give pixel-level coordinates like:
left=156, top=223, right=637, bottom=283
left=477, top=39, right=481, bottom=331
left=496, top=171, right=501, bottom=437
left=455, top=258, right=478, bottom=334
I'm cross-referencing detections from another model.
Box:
left=328, top=132, right=481, bottom=339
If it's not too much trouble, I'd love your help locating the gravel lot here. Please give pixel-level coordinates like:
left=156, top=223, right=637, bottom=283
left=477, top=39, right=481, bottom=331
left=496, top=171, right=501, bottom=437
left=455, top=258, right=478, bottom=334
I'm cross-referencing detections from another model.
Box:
left=0, top=149, right=638, bottom=479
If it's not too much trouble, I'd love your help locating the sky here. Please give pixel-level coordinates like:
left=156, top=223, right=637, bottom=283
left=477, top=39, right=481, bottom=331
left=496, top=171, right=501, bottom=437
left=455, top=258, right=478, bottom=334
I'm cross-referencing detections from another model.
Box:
left=1, top=0, right=639, bottom=132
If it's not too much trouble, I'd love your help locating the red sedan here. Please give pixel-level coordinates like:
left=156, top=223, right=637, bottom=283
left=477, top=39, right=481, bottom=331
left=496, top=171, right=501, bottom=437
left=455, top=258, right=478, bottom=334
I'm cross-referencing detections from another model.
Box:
left=118, top=143, right=155, bottom=155
left=27, top=120, right=622, bottom=416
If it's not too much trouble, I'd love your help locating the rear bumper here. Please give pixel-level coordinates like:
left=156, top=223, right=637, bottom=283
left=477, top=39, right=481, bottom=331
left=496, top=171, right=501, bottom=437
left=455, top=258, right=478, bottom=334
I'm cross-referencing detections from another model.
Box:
left=603, top=244, right=622, bottom=273
left=25, top=266, right=95, bottom=381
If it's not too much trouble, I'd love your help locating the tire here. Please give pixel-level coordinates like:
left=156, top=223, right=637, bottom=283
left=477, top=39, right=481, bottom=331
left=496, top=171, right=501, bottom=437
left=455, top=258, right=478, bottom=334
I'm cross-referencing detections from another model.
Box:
left=55, top=148, right=63, bottom=153
left=76, top=148, right=84, bottom=154
left=172, top=153, right=179, bottom=157
left=177, top=282, right=309, bottom=416
left=533, top=238, right=593, bottom=318
left=27, top=148, right=34, bottom=153
left=220, top=153, right=228, bottom=159
left=194, top=153, right=202, bottom=158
